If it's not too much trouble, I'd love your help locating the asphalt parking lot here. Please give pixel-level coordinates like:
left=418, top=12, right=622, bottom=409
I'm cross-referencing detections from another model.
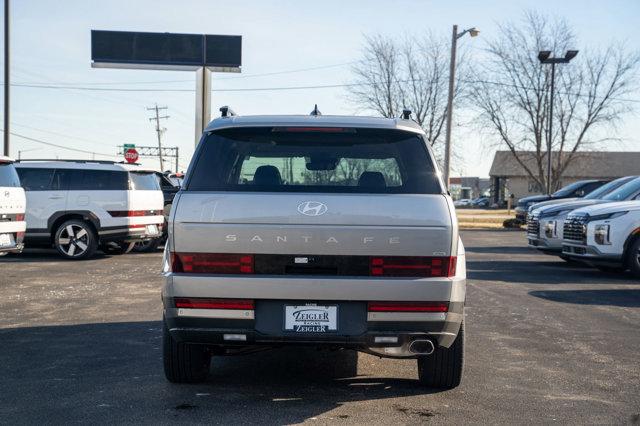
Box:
left=1, top=230, right=639, bottom=424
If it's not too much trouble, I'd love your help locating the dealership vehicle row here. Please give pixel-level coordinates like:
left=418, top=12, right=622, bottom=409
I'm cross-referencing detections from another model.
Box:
left=526, top=176, right=640, bottom=277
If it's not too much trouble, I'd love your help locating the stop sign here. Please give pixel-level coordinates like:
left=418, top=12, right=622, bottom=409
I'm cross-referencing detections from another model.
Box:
left=124, top=148, right=139, bottom=164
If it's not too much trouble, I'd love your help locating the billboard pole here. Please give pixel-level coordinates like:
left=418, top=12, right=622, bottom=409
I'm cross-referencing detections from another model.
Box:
left=195, top=67, right=211, bottom=146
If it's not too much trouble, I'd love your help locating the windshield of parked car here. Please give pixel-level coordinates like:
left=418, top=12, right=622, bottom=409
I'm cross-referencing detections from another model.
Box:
left=583, top=176, right=636, bottom=200
left=552, top=181, right=592, bottom=197
left=0, top=162, right=20, bottom=187
left=602, top=177, right=640, bottom=201
left=187, top=127, right=442, bottom=194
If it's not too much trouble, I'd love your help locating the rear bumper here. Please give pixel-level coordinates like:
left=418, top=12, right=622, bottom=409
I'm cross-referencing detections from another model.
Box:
left=0, top=242, right=24, bottom=253
left=0, top=228, right=25, bottom=253
left=99, top=224, right=163, bottom=243
left=163, top=300, right=463, bottom=357
left=162, top=273, right=466, bottom=353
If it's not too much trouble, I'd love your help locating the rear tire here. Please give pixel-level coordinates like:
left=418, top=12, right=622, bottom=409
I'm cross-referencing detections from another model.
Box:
left=625, top=238, right=640, bottom=278
left=163, top=320, right=211, bottom=383
left=101, top=241, right=135, bottom=255
left=53, top=219, right=97, bottom=260
left=417, top=321, right=464, bottom=389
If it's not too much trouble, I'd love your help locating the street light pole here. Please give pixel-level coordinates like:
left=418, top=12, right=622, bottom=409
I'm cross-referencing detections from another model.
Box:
left=538, top=50, right=578, bottom=194
left=3, top=0, right=9, bottom=156
left=443, top=25, right=479, bottom=190
left=547, top=62, right=556, bottom=195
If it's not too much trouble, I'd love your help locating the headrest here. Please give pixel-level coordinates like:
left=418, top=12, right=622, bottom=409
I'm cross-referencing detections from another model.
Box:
left=358, top=171, right=386, bottom=189
left=253, top=165, right=282, bottom=186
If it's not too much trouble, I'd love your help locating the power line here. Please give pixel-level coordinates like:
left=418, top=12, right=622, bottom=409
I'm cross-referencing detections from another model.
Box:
left=0, top=129, right=117, bottom=158
left=5, top=79, right=640, bottom=103
left=6, top=61, right=357, bottom=86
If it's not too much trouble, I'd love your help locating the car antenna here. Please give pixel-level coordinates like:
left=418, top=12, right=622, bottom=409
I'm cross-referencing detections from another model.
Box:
left=310, top=104, right=322, bottom=116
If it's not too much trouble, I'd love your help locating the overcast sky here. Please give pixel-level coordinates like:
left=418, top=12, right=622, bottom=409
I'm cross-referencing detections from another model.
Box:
left=1, top=0, right=639, bottom=176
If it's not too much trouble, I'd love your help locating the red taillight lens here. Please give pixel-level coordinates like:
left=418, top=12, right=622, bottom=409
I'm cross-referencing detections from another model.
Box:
left=369, top=256, right=457, bottom=277
left=272, top=127, right=355, bottom=133
left=174, top=298, right=254, bottom=310
left=108, top=210, right=159, bottom=217
left=171, top=253, right=254, bottom=274
left=15, top=214, right=25, bottom=221
left=368, top=302, right=449, bottom=312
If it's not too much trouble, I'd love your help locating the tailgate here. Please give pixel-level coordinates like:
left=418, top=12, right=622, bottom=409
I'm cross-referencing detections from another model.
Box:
left=172, top=193, right=455, bottom=256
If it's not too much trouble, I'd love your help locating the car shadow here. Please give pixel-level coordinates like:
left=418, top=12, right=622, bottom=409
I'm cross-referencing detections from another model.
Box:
left=465, top=245, right=532, bottom=255
left=466, top=260, right=635, bottom=284
left=529, top=289, right=640, bottom=307
left=0, top=322, right=440, bottom=424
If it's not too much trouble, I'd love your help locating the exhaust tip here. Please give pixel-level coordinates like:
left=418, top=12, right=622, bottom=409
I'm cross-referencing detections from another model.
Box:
left=409, top=339, right=435, bottom=355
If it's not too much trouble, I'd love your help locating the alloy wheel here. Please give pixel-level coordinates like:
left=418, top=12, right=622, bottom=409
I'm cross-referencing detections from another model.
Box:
left=57, top=224, right=90, bottom=257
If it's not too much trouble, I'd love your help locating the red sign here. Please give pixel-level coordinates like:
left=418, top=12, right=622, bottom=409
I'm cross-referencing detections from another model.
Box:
left=124, top=148, right=139, bottom=164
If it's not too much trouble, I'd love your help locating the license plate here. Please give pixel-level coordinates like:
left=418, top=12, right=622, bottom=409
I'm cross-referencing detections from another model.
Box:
left=0, top=233, right=13, bottom=247
left=146, top=225, right=159, bottom=236
left=284, top=305, right=337, bottom=333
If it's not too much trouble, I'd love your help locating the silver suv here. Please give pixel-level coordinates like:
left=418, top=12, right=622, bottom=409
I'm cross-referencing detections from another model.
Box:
left=162, top=110, right=466, bottom=389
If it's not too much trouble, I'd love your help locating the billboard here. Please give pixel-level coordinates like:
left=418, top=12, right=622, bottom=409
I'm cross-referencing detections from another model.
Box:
left=91, top=30, right=241, bottom=70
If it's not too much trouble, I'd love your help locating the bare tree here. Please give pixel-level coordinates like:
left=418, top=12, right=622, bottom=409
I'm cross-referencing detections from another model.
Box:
left=349, top=34, right=466, bottom=158
left=472, top=11, right=639, bottom=191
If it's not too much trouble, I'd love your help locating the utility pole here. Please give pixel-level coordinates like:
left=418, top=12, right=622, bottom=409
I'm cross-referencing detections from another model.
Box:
left=147, top=104, right=169, bottom=171
left=3, top=0, right=10, bottom=156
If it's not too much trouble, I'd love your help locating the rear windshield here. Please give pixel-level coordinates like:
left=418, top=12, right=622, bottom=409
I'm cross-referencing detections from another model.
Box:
left=129, top=171, right=161, bottom=191
left=187, top=127, right=442, bottom=194
left=0, top=162, right=20, bottom=187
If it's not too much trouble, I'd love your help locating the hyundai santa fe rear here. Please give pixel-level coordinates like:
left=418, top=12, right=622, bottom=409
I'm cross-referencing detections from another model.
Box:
left=163, top=113, right=466, bottom=389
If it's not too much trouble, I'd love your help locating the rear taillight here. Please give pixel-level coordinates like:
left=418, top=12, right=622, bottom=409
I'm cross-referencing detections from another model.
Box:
left=174, top=298, right=254, bottom=310
left=108, top=210, right=159, bottom=217
left=369, top=256, right=457, bottom=278
left=171, top=253, right=254, bottom=274
left=368, top=302, right=449, bottom=312
left=15, top=214, right=25, bottom=221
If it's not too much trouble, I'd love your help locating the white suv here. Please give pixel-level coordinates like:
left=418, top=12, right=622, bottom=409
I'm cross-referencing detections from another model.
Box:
left=15, top=160, right=164, bottom=259
left=562, top=200, right=640, bottom=276
left=0, top=156, right=26, bottom=255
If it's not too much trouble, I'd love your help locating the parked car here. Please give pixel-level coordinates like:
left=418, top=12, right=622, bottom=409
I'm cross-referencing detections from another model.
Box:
left=162, top=111, right=466, bottom=389
left=0, top=156, right=26, bottom=256
left=514, top=179, right=609, bottom=223
left=453, top=198, right=472, bottom=207
left=527, top=176, right=639, bottom=257
left=133, top=171, right=180, bottom=253
left=562, top=200, right=640, bottom=276
left=471, top=197, right=490, bottom=208
left=15, top=160, right=164, bottom=260
left=166, top=172, right=184, bottom=187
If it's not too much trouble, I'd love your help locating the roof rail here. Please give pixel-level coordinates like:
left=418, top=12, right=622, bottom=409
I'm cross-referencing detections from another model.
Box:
left=219, top=106, right=237, bottom=118
left=14, top=159, right=131, bottom=165
left=310, top=104, right=322, bottom=116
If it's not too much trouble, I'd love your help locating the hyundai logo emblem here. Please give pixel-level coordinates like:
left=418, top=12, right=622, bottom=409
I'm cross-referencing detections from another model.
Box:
left=297, top=201, right=328, bottom=216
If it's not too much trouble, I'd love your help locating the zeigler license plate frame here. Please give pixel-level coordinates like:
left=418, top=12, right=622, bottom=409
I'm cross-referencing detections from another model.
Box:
left=284, top=304, right=338, bottom=333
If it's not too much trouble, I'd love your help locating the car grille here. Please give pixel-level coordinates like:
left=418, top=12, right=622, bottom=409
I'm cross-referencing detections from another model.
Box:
left=563, top=214, right=587, bottom=242
left=527, top=214, right=540, bottom=236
